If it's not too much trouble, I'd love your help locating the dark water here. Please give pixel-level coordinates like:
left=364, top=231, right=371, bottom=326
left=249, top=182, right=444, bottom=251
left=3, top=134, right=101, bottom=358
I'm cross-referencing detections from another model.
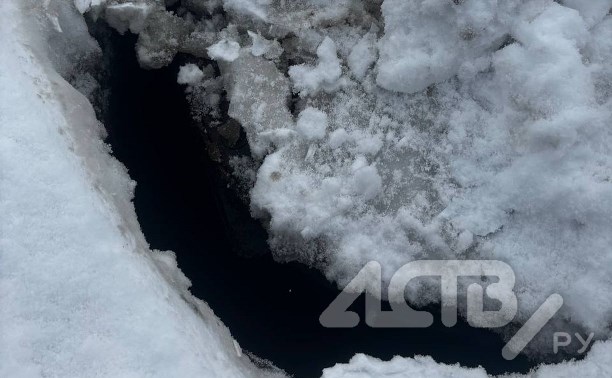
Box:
left=100, top=30, right=536, bottom=378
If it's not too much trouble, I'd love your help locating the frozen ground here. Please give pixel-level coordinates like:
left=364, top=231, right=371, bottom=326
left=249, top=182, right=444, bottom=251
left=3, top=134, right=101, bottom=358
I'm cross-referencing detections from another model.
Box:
left=0, top=1, right=283, bottom=377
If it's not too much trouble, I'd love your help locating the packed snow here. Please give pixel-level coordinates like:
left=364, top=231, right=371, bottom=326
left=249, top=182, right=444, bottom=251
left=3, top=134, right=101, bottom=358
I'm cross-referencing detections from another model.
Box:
left=0, top=1, right=285, bottom=377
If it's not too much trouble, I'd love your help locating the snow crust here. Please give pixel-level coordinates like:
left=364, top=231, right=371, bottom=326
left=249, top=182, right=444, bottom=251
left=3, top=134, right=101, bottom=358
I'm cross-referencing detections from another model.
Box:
left=0, top=1, right=284, bottom=377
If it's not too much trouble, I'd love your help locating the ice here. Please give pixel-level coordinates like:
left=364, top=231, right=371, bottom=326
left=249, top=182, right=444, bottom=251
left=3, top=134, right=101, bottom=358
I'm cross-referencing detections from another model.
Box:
left=248, top=31, right=283, bottom=60
left=222, top=0, right=360, bottom=36
left=136, top=9, right=190, bottom=69
left=0, top=1, right=285, bottom=377
left=220, top=49, right=293, bottom=157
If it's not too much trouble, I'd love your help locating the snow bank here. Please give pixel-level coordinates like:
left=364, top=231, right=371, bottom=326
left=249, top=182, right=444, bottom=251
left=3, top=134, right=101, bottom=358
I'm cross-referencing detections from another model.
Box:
left=0, top=1, right=284, bottom=377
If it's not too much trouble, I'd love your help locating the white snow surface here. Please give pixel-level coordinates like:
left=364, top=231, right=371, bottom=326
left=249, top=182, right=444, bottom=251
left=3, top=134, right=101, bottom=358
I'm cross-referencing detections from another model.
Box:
left=0, top=1, right=284, bottom=377
left=322, top=341, right=612, bottom=378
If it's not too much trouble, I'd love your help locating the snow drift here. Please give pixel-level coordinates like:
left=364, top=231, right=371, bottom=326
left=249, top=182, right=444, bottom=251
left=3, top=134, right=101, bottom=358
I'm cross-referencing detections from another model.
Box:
left=0, top=1, right=284, bottom=376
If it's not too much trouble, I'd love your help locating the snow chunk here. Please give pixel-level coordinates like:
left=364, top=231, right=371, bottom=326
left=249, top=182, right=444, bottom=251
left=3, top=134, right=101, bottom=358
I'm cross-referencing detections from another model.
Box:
left=105, top=1, right=154, bottom=34
left=177, top=63, right=205, bottom=85
left=208, top=38, right=241, bottom=62
left=136, top=10, right=189, bottom=69
left=296, top=107, right=328, bottom=141
left=289, top=37, right=343, bottom=96
left=329, top=128, right=350, bottom=149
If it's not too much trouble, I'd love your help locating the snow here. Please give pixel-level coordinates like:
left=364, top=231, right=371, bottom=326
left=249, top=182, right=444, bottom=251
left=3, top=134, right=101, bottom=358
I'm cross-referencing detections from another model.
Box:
left=177, top=63, right=205, bottom=85
left=289, top=37, right=344, bottom=97
left=562, top=0, right=612, bottom=27
left=208, top=38, right=241, bottom=62
left=104, top=1, right=154, bottom=34
left=322, top=341, right=612, bottom=377
left=296, top=107, right=328, bottom=141
left=0, top=1, right=284, bottom=377
left=376, top=0, right=523, bottom=94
